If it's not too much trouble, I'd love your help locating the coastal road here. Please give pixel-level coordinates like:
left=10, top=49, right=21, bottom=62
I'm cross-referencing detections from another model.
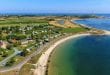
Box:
left=0, top=34, right=72, bottom=73
left=0, top=48, right=21, bottom=66
left=0, top=42, right=50, bottom=72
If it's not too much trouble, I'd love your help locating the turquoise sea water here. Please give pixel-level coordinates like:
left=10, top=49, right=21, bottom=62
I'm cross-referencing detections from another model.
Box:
left=74, top=18, right=110, bottom=31
left=48, top=35, right=110, bottom=75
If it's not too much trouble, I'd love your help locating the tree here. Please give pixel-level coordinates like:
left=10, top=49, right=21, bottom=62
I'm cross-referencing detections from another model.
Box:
left=5, top=57, right=15, bottom=66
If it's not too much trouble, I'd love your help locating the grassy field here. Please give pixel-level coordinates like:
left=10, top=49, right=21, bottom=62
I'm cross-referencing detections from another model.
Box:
left=19, top=53, right=42, bottom=75
left=0, top=16, right=49, bottom=27
left=61, top=27, right=90, bottom=33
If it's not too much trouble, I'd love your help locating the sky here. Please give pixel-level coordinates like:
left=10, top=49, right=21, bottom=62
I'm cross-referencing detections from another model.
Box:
left=0, top=0, right=110, bottom=13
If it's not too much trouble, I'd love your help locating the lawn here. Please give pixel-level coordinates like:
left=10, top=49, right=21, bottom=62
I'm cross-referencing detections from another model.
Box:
left=61, top=27, right=90, bottom=33
left=0, top=16, right=49, bottom=27
left=19, top=53, right=42, bottom=75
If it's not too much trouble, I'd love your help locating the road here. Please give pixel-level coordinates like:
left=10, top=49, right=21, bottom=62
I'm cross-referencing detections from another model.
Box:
left=0, top=42, right=51, bottom=72
left=0, top=34, right=71, bottom=73
left=0, top=48, right=21, bottom=66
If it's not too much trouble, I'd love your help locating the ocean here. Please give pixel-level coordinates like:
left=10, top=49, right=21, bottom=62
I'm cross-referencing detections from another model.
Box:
left=74, top=18, right=110, bottom=31
left=48, top=35, right=110, bottom=75
left=48, top=15, right=110, bottom=75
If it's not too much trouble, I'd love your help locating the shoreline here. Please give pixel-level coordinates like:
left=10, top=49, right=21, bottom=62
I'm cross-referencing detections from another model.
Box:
left=72, top=19, right=110, bottom=35
left=33, top=19, right=110, bottom=75
left=33, top=33, right=90, bottom=75
left=72, top=19, right=95, bottom=29
left=33, top=32, right=110, bottom=75
left=49, top=19, right=80, bottom=28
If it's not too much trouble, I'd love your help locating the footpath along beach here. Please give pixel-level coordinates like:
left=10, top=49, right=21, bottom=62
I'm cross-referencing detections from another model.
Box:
left=33, top=33, right=90, bottom=75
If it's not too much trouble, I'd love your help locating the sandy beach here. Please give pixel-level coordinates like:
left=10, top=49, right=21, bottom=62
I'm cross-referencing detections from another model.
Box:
left=32, top=20, right=110, bottom=75
left=33, top=33, right=90, bottom=75
left=49, top=19, right=80, bottom=28
left=103, top=30, right=110, bottom=35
